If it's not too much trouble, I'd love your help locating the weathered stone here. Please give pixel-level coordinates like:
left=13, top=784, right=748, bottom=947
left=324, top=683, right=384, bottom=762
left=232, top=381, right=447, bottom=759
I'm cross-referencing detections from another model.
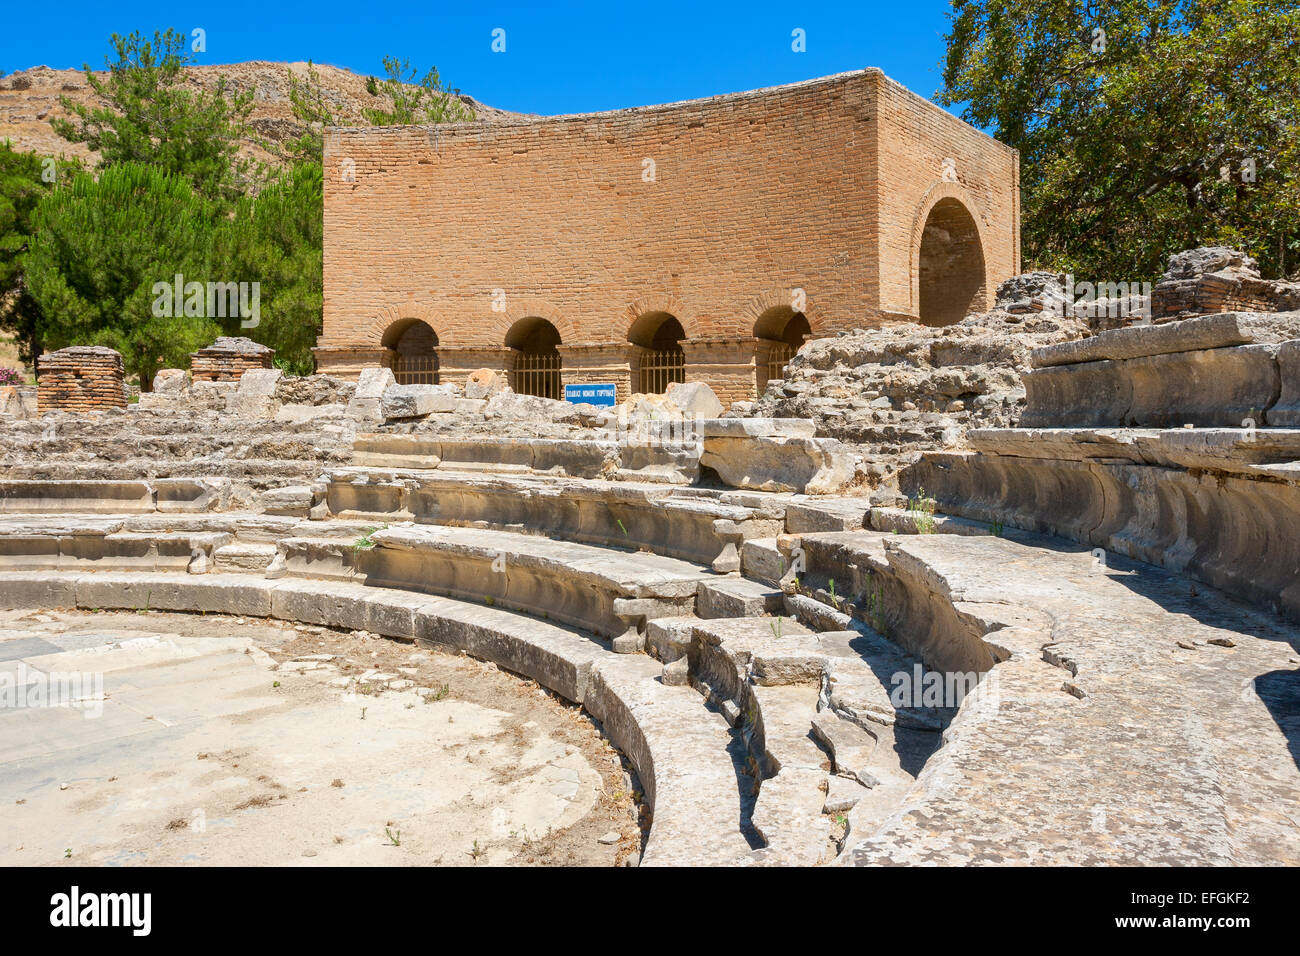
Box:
left=380, top=383, right=459, bottom=419
left=464, top=368, right=506, bottom=400
left=811, top=711, right=880, bottom=786
left=661, top=656, right=690, bottom=686
left=1022, top=343, right=1282, bottom=428
left=227, top=367, right=283, bottom=417
left=701, top=435, right=857, bottom=494
left=1272, top=340, right=1300, bottom=427
left=1030, top=311, right=1300, bottom=368
left=346, top=367, right=396, bottom=421
left=824, top=774, right=868, bottom=813
left=665, top=381, right=723, bottom=418
left=152, top=368, right=191, bottom=393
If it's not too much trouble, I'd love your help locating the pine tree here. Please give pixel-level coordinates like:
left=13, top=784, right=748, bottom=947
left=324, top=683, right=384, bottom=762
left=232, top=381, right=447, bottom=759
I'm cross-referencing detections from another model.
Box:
left=25, top=162, right=221, bottom=388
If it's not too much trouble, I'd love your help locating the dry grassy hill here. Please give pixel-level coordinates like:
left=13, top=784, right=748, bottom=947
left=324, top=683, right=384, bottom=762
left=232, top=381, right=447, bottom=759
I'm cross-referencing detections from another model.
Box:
left=0, top=60, right=524, bottom=167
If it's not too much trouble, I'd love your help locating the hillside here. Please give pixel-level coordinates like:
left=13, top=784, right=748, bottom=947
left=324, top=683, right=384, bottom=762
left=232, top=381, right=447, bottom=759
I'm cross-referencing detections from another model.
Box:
left=0, top=60, right=525, bottom=167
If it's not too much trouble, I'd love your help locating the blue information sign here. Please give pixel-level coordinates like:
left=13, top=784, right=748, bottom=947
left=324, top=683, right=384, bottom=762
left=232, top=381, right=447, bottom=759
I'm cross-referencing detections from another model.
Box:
left=564, top=382, right=617, bottom=406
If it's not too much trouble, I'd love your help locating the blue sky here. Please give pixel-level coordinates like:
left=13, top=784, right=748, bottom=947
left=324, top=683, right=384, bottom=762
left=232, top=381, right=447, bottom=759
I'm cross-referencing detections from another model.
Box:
left=0, top=0, right=961, bottom=118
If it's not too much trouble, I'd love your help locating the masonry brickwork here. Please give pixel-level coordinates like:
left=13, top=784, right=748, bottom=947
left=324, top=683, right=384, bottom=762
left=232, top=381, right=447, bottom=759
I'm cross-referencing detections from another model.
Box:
left=190, top=337, right=276, bottom=382
left=319, top=69, right=1020, bottom=403
left=36, top=346, right=126, bottom=413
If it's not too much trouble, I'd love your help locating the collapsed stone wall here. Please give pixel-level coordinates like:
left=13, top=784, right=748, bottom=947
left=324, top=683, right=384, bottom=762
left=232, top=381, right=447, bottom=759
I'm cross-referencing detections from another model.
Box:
left=744, top=306, right=1091, bottom=486
left=1152, top=247, right=1300, bottom=322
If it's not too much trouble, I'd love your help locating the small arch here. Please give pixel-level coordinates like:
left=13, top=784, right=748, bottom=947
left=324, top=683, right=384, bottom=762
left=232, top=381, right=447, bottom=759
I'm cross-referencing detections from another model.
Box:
left=382, top=318, right=439, bottom=384
left=629, top=312, right=685, bottom=394
left=489, top=298, right=581, bottom=346
left=506, top=316, right=562, bottom=399
left=741, top=288, right=826, bottom=338
left=910, top=186, right=990, bottom=326
left=753, top=306, right=811, bottom=390
left=621, top=294, right=702, bottom=340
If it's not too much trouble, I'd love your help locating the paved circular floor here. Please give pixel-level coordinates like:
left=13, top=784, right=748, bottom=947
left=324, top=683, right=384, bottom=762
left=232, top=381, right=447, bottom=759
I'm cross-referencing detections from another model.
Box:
left=0, top=608, right=641, bottom=866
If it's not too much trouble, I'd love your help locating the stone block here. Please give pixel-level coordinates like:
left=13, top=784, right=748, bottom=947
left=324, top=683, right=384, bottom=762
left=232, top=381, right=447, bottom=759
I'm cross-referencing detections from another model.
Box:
left=380, top=383, right=459, bottom=419
left=665, top=381, right=723, bottom=418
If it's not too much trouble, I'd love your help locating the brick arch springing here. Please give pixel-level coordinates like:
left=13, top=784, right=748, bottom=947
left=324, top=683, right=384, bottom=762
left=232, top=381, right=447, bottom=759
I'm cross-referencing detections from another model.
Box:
left=909, top=183, right=992, bottom=325
left=740, top=288, right=825, bottom=338
left=363, top=305, right=445, bottom=347
left=486, top=299, right=582, bottom=346
left=621, top=294, right=703, bottom=341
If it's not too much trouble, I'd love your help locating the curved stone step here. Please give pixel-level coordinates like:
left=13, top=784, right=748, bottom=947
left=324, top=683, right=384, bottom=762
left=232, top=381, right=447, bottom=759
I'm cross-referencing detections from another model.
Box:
left=903, top=426, right=1300, bottom=620
left=0, top=478, right=231, bottom=514
left=783, top=531, right=1300, bottom=865
left=272, top=524, right=717, bottom=646
left=352, top=433, right=700, bottom=485
left=0, top=569, right=762, bottom=866
left=325, top=468, right=786, bottom=571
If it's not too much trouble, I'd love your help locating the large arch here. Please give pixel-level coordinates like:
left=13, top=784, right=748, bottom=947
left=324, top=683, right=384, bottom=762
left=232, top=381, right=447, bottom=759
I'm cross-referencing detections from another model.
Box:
left=628, top=311, right=686, bottom=394
left=506, top=316, right=563, bottom=399
left=909, top=185, right=991, bottom=327
left=381, top=318, right=439, bottom=384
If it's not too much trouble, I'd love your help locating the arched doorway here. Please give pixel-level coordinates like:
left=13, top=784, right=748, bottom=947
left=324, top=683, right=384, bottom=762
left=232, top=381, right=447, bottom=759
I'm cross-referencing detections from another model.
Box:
left=917, top=198, right=987, bottom=326
left=754, top=306, right=811, bottom=389
left=629, top=312, right=685, bottom=394
left=506, top=317, right=562, bottom=399
left=383, top=319, right=439, bottom=384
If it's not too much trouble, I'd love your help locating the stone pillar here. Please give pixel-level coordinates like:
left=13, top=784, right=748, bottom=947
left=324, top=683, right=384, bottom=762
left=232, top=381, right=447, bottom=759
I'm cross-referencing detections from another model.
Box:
left=37, top=346, right=127, bottom=413
left=681, top=337, right=759, bottom=405
left=557, top=343, right=634, bottom=403
left=190, top=337, right=275, bottom=382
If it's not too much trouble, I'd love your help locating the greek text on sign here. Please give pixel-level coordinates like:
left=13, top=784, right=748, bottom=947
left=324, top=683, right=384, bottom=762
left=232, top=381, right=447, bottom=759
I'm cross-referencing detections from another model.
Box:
left=565, top=383, right=617, bottom=406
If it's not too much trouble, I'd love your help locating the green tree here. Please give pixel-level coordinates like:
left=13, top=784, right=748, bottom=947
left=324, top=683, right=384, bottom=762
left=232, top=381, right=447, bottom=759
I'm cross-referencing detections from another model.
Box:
left=940, top=0, right=1300, bottom=279
left=50, top=29, right=256, bottom=201
left=283, top=61, right=336, bottom=163
left=25, top=162, right=221, bottom=388
left=362, top=56, right=475, bottom=125
left=212, top=162, right=323, bottom=373
left=0, top=141, right=78, bottom=365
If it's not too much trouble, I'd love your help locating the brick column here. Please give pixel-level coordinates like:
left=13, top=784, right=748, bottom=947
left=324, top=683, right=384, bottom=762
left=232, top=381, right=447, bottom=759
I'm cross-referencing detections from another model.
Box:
left=190, top=337, right=275, bottom=382
left=313, top=346, right=391, bottom=378
left=557, top=343, right=634, bottom=403
left=37, top=346, right=126, bottom=413
left=681, top=337, right=759, bottom=405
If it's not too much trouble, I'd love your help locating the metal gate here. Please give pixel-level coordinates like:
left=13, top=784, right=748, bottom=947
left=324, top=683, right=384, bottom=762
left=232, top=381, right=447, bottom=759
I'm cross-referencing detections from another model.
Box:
left=638, top=348, right=685, bottom=394
left=393, top=353, right=439, bottom=385
left=766, top=343, right=796, bottom=384
left=512, top=351, right=562, bottom=399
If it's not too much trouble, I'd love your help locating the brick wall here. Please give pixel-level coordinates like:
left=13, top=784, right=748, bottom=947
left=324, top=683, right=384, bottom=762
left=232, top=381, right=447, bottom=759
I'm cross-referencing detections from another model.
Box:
left=37, top=346, right=126, bottom=413
left=321, top=69, right=1019, bottom=399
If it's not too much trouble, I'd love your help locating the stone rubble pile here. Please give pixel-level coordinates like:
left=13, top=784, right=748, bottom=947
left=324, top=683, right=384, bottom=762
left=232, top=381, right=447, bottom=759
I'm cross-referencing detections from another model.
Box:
left=744, top=305, right=1091, bottom=488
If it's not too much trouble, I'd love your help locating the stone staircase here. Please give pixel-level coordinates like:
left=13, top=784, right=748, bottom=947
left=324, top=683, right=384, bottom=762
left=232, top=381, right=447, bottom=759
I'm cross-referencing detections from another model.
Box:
left=3, top=397, right=1299, bottom=863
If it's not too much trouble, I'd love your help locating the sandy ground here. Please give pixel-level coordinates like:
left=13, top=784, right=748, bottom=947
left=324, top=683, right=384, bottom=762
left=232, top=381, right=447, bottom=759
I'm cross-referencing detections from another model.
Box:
left=0, top=608, right=642, bottom=866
